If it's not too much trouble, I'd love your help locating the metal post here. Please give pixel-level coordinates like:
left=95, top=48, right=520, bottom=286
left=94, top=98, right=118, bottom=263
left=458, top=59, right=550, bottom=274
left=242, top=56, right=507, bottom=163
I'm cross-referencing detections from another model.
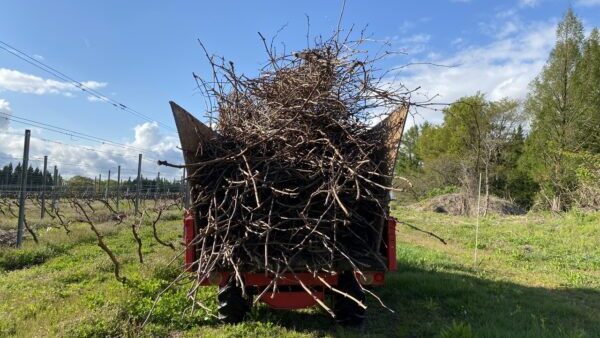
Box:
left=41, top=155, right=48, bottom=219
left=3, top=168, right=9, bottom=194
left=56, top=168, right=61, bottom=209
left=156, top=172, right=160, bottom=200
left=105, top=170, right=111, bottom=199
left=116, top=165, right=121, bottom=211
left=98, top=173, right=101, bottom=198
left=184, top=168, right=190, bottom=209
left=52, top=166, right=58, bottom=211
left=181, top=168, right=186, bottom=209
left=135, top=154, right=142, bottom=215
left=16, top=129, right=31, bottom=247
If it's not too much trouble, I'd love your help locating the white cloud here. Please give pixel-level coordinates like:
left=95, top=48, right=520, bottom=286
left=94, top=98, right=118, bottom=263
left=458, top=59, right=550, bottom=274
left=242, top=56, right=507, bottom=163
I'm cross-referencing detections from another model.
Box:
left=396, top=17, right=431, bottom=34
left=451, top=37, right=464, bottom=46
left=397, top=34, right=432, bottom=55
left=33, top=54, right=45, bottom=61
left=519, top=0, right=540, bottom=7
left=401, top=34, right=431, bottom=44
left=395, top=20, right=556, bottom=125
left=132, top=122, right=165, bottom=150
left=0, top=118, right=183, bottom=180
left=0, top=68, right=106, bottom=96
left=0, top=98, right=11, bottom=130
left=496, top=20, right=521, bottom=38
left=479, top=9, right=525, bottom=39
left=576, top=0, right=600, bottom=6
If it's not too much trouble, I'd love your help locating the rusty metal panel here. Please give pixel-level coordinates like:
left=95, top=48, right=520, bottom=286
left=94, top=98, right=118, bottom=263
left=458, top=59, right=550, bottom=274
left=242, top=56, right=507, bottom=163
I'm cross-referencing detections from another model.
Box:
left=170, top=101, right=218, bottom=166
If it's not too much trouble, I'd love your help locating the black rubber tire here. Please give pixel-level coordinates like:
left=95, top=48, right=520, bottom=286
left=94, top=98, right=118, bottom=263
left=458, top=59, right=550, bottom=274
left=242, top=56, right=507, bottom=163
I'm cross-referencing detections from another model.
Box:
left=217, top=279, right=251, bottom=324
left=333, top=272, right=366, bottom=326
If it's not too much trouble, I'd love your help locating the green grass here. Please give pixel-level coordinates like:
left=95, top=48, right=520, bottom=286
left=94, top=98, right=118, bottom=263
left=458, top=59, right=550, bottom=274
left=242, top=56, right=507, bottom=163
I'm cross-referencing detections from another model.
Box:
left=0, top=204, right=599, bottom=337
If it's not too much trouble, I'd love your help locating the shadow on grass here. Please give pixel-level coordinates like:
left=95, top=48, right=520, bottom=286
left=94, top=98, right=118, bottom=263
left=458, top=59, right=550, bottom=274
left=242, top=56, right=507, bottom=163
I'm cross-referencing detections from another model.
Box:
left=237, top=264, right=600, bottom=338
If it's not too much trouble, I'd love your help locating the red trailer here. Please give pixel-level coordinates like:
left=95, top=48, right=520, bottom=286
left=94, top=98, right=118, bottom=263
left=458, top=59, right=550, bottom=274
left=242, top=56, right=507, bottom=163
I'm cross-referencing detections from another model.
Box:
left=183, top=210, right=397, bottom=324
left=170, top=101, right=407, bottom=324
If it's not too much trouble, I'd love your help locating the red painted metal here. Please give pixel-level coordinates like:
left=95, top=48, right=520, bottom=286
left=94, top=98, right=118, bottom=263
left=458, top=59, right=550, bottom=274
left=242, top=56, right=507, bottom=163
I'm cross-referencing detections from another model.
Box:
left=185, top=214, right=397, bottom=309
left=387, top=217, right=397, bottom=271
left=183, top=211, right=196, bottom=271
left=260, top=291, right=324, bottom=309
left=373, top=272, right=385, bottom=284
left=356, top=271, right=385, bottom=286
left=199, top=272, right=338, bottom=287
left=245, top=272, right=338, bottom=286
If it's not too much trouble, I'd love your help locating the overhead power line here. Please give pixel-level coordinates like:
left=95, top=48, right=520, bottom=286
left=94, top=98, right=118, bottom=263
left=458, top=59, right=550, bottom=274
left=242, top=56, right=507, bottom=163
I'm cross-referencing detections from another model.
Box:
left=0, top=39, right=176, bottom=132
left=1, top=130, right=157, bottom=162
left=0, top=111, right=158, bottom=154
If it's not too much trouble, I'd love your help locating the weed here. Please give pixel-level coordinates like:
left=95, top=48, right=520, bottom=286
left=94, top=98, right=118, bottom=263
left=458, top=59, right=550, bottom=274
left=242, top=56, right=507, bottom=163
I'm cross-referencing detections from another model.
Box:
left=438, top=321, right=474, bottom=338
left=0, top=244, right=66, bottom=271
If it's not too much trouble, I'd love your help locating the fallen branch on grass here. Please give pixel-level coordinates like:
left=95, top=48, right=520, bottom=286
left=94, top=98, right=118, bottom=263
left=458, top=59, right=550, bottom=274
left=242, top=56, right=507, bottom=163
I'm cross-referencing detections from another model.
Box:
left=397, top=220, right=447, bottom=245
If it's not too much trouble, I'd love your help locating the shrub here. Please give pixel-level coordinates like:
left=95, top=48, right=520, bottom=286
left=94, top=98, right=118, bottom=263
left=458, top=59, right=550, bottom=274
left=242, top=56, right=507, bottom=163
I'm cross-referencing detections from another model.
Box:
left=425, top=186, right=460, bottom=199
left=0, top=244, right=66, bottom=271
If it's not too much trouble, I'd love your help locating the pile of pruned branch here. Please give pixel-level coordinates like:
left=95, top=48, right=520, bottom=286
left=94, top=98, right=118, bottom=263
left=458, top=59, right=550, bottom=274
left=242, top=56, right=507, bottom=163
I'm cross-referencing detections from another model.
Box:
left=180, top=31, right=411, bottom=312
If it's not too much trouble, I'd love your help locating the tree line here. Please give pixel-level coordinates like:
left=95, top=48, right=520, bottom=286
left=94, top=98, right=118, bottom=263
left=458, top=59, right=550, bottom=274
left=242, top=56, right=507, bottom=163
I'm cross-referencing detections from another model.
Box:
left=1, top=162, right=182, bottom=194
left=67, top=175, right=183, bottom=193
left=0, top=162, right=56, bottom=190
left=396, top=9, right=600, bottom=212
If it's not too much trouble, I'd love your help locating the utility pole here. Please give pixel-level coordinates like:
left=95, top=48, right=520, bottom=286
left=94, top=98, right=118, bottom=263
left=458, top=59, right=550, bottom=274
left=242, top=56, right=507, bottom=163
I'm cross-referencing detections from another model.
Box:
left=98, top=173, right=101, bottom=198
left=16, top=129, right=31, bottom=248
left=116, top=165, right=121, bottom=211
left=40, top=155, right=47, bottom=219
left=135, top=154, right=142, bottom=215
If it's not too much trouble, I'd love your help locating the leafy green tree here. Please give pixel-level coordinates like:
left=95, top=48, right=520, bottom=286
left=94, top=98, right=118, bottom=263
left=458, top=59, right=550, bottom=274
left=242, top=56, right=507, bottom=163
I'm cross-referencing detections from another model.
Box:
left=408, top=94, right=528, bottom=209
left=66, top=175, right=95, bottom=189
left=574, top=28, right=600, bottom=152
left=418, top=94, right=492, bottom=200
left=396, top=124, right=422, bottom=173
left=495, top=126, right=538, bottom=208
left=524, top=8, right=585, bottom=210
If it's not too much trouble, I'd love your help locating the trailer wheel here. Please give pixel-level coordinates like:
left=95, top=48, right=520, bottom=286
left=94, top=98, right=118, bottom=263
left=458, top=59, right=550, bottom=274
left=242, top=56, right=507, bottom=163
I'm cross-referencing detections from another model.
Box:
left=217, top=279, right=251, bottom=324
left=333, top=272, right=366, bottom=326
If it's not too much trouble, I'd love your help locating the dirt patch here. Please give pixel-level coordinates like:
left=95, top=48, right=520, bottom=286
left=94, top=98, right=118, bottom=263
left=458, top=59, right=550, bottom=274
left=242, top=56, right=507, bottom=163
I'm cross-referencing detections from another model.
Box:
left=413, top=193, right=525, bottom=216
left=0, top=229, right=17, bottom=247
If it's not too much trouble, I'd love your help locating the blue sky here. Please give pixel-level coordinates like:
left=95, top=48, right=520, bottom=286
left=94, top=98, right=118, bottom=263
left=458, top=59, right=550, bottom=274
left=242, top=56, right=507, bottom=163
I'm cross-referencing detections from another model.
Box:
left=1, top=0, right=599, bottom=179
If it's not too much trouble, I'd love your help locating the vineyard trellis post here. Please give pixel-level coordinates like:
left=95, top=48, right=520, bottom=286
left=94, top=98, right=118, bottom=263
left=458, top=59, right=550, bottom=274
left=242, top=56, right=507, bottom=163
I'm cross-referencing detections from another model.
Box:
left=116, top=165, right=121, bottom=211
left=180, top=168, right=184, bottom=209
left=184, top=169, right=190, bottom=209
left=106, top=169, right=111, bottom=199
left=41, top=155, right=47, bottom=219
left=16, top=129, right=31, bottom=248
left=135, top=154, right=142, bottom=215
left=155, top=171, right=160, bottom=201
left=52, top=165, right=58, bottom=211
left=181, top=167, right=190, bottom=209
left=3, top=165, right=9, bottom=192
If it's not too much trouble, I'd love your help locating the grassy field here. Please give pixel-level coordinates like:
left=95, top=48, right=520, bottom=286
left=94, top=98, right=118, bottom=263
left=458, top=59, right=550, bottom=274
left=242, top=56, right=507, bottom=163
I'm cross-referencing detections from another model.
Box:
left=1, top=203, right=599, bottom=337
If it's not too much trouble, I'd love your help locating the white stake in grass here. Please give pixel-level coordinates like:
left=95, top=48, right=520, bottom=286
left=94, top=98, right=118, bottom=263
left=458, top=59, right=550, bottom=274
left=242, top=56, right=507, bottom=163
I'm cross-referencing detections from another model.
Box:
left=474, top=172, right=482, bottom=268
